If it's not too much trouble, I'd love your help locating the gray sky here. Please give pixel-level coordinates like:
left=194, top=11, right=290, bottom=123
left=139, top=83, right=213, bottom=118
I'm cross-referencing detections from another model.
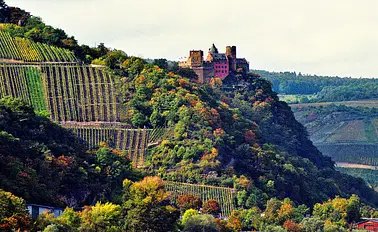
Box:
left=6, top=0, right=378, bottom=78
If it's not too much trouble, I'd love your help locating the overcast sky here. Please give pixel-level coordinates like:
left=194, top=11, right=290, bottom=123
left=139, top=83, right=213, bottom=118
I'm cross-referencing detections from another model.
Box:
left=6, top=0, right=378, bottom=78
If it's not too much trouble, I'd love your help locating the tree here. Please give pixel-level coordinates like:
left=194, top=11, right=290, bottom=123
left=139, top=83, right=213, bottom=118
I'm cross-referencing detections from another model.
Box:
left=60, top=208, right=81, bottom=229
left=300, top=217, right=324, bottom=232
left=181, top=209, right=199, bottom=226
left=153, top=58, right=168, bottom=70
left=227, top=210, right=243, bottom=231
left=79, top=202, right=122, bottom=232
left=323, top=222, right=346, bottom=232
left=94, top=147, right=135, bottom=202
left=312, top=195, right=360, bottom=227
left=184, top=214, right=219, bottom=232
left=0, top=189, right=31, bottom=231
left=0, top=0, right=8, bottom=22
left=177, top=194, right=202, bottom=212
left=239, top=207, right=263, bottom=231
left=346, top=194, right=361, bottom=223
left=122, top=176, right=180, bottom=231
left=283, top=220, right=301, bottom=232
left=262, top=225, right=287, bottom=232
left=264, top=198, right=283, bottom=225
left=202, top=199, right=221, bottom=216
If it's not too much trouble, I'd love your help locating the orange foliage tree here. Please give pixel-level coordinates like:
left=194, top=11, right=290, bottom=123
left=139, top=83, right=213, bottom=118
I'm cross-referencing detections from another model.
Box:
left=202, top=199, right=221, bottom=216
left=0, top=189, right=31, bottom=231
left=283, top=219, right=302, bottom=232
left=176, top=194, right=202, bottom=212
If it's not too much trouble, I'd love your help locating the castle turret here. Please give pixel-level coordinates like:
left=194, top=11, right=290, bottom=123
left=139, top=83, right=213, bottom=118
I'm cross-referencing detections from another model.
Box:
left=209, top=44, right=219, bottom=54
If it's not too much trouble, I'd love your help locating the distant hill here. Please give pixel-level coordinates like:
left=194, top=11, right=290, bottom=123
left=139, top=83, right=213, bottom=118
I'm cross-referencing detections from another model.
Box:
left=253, top=69, right=378, bottom=102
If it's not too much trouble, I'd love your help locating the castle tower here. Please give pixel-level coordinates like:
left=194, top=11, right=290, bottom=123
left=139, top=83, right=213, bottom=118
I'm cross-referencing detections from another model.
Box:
left=226, top=46, right=237, bottom=71
left=189, top=50, right=203, bottom=67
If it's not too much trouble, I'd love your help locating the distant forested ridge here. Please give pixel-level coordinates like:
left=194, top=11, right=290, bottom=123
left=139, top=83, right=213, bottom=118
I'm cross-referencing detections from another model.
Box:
left=254, top=70, right=378, bottom=102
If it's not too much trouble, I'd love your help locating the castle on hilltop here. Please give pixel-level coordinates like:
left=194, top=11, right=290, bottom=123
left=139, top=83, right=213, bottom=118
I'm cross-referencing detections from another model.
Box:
left=179, top=44, right=249, bottom=83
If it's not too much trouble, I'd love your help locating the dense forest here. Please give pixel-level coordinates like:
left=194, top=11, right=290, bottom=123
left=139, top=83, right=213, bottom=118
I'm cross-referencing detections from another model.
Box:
left=254, top=70, right=378, bottom=102
left=2, top=1, right=378, bottom=231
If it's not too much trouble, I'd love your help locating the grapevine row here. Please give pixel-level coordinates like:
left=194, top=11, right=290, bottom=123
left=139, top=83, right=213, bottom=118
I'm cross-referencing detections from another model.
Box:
left=0, top=63, right=48, bottom=111
left=164, top=181, right=236, bottom=217
left=0, top=30, right=77, bottom=62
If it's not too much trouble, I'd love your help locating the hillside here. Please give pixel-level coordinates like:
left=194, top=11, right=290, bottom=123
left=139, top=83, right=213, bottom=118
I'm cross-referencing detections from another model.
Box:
left=292, top=104, right=378, bottom=165
left=1, top=0, right=378, bottom=224
left=0, top=97, right=137, bottom=207
left=291, top=103, right=378, bottom=190
left=108, top=61, right=378, bottom=207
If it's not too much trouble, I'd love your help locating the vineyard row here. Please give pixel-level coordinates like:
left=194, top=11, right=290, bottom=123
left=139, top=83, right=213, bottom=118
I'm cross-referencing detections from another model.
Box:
left=0, top=31, right=77, bottom=63
left=164, top=181, right=236, bottom=217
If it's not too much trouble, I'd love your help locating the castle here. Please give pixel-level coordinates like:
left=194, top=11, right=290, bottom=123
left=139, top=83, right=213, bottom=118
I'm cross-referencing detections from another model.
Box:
left=179, top=44, right=249, bottom=83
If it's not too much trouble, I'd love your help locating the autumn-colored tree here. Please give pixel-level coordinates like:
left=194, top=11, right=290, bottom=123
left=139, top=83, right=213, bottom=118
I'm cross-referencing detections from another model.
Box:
left=277, top=200, right=294, bottom=224
left=177, top=194, right=202, bottom=212
left=202, top=199, right=221, bottom=217
left=122, top=176, right=179, bottom=231
left=227, top=210, right=243, bottom=231
left=244, top=130, right=257, bottom=145
left=215, top=218, right=233, bottom=232
left=209, top=78, right=222, bottom=88
left=283, top=220, right=302, bottom=232
left=0, top=189, right=31, bottom=231
left=264, top=198, right=282, bottom=224
left=312, top=195, right=361, bottom=227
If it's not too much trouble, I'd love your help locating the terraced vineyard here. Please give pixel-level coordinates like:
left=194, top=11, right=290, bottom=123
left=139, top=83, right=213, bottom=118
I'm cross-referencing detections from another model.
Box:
left=0, top=63, right=119, bottom=121
left=42, top=64, right=119, bottom=122
left=0, top=31, right=77, bottom=62
left=327, top=120, right=369, bottom=142
left=164, top=181, right=236, bottom=216
left=61, top=122, right=166, bottom=167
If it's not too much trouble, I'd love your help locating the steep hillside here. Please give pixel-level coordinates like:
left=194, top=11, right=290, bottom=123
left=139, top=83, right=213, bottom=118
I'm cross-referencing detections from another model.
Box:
left=1, top=1, right=378, bottom=211
left=113, top=62, right=378, bottom=207
left=0, top=97, right=137, bottom=207
left=292, top=104, right=378, bottom=165
left=291, top=103, right=378, bottom=191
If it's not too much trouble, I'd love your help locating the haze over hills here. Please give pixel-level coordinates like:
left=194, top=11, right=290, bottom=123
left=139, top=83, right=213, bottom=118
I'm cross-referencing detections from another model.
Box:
left=2, top=1, right=378, bottom=231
